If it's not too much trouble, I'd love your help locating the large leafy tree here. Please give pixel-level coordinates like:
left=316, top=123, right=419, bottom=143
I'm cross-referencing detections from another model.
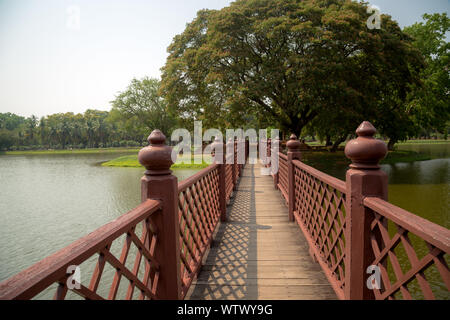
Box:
left=404, top=13, right=450, bottom=137
left=161, top=0, right=423, bottom=137
left=111, top=77, right=176, bottom=136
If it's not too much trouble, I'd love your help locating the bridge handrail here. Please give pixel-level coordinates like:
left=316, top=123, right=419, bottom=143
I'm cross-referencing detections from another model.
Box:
left=0, top=199, right=162, bottom=300
left=291, top=158, right=347, bottom=299
left=292, top=160, right=346, bottom=193
left=277, top=152, right=289, bottom=203
left=178, top=163, right=219, bottom=192
left=364, top=197, right=450, bottom=250
left=363, top=196, right=450, bottom=300
left=177, top=139, right=247, bottom=298
left=267, top=123, right=449, bottom=300
left=177, top=163, right=221, bottom=298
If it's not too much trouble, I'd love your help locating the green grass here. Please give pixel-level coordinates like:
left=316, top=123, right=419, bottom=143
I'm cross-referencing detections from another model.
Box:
left=103, top=149, right=429, bottom=171
left=305, top=139, right=449, bottom=148
left=102, top=154, right=211, bottom=169
left=396, top=140, right=449, bottom=145
left=382, top=150, right=432, bottom=164
left=1, top=148, right=141, bottom=155
left=301, top=150, right=431, bottom=167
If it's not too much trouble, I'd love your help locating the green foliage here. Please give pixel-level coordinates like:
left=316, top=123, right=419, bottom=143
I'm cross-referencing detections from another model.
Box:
left=0, top=129, right=16, bottom=150
left=0, top=78, right=179, bottom=151
left=111, top=77, right=177, bottom=137
left=161, top=0, right=424, bottom=144
left=102, top=155, right=210, bottom=169
left=404, top=13, right=450, bottom=135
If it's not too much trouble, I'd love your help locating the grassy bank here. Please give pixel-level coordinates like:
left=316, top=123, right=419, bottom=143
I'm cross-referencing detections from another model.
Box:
left=382, top=150, right=432, bottom=164
left=102, top=155, right=212, bottom=169
left=305, top=139, right=449, bottom=148
left=301, top=150, right=431, bottom=168
left=103, top=149, right=430, bottom=170
left=1, top=147, right=141, bottom=156
left=396, top=140, right=449, bottom=145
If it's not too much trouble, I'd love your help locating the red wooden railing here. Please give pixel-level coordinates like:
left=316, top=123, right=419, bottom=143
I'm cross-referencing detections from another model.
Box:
left=268, top=122, right=450, bottom=300
left=277, top=152, right=289, bottom=203
left=364, top=197, right=450, bottom=300
left=177, top=164, right=221, bottom=298
left=1, top=122, right=448, bottom=300
left=0, top=200, right=162, bottom=300
left=292, top=160, right=347, bottom=299
left=0, top=131, right=248, bottom=300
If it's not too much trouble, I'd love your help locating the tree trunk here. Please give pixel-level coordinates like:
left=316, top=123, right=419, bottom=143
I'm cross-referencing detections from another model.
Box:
left=387, top=139, right=397, bottom=151
left=330, top=136, right=346, bottom=153
left=325, top=135, right=332, bottom=147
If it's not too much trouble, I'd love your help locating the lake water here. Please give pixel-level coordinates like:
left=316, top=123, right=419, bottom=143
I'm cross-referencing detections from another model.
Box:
left=0, top=144, right=448, bottom=299
left=302, top=143, right=450, bottom=229
left=0, top=153, right=197, bottom=284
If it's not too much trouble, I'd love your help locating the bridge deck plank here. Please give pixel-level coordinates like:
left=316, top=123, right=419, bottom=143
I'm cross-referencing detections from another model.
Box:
left=186, top=164, right=337, bottom=300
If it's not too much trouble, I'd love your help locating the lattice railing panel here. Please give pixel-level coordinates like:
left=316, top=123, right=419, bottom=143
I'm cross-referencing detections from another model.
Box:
left=278, top=153, right=288, bottom=203
left=292, top=161, right=347, bottom=298
left=0, top=200, right=162, bottom=300
left=364, top=197, right=450, bottom=300
left=225, top=164, right=233, bottom=201
left=178, top=165, right=221, bottom=297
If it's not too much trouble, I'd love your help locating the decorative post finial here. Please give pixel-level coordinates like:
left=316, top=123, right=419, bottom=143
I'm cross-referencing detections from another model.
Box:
left=287, top=134, right=301, bottom=152
left=345, top=121, right=388, bottom=170
left=138, top=130, right=174, bottom=176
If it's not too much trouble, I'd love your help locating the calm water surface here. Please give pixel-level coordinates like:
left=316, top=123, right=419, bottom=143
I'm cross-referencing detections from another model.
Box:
left=0, top=144, right=448, bottom=299
left=302, top=143, right=450, bottom=228
left=0, top=153, right=197, bottom=285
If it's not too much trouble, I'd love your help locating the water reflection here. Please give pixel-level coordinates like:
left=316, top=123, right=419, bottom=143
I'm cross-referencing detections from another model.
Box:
left=0, top=143, right=448, bottom=298
left=0, top=153, right=199, bottom=282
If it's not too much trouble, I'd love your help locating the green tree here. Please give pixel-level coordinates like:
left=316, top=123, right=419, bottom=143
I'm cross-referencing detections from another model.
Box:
left=161, top=0, right=423, bottom=137
left=404, top=13, right=450, bottom=137
left=111, top=77, right=176, bottom=136
left=0, top=129, right=16, bottom=150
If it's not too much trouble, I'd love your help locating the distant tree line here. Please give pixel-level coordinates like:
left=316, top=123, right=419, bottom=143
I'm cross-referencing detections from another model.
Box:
left=0, top=78, right=177, bottom=151
left=1, top=1, right=448, bottom=152
left=160, top=0, right=449, bottom=150
left=0, top=110, right=141, bottom=151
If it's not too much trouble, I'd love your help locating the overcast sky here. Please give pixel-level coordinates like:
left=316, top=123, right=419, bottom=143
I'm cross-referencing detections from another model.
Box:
left=0, top=0, right=448, bottom=118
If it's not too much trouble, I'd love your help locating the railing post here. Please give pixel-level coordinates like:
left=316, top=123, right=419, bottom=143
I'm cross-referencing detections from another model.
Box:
left=287, top=135, right=302, bottom=222
left=232, top=139, right=237, bottom=190
left=238, top=138, right=243, bottom=176
left=344, top=121, right=388, bottom=300
left=212, top=138, right=227, bottom=222
left=138, top=130, right=182, bottom=300
left=245, top=139, right=249, bottom=161
left=272, top=137, right=280, bottom=190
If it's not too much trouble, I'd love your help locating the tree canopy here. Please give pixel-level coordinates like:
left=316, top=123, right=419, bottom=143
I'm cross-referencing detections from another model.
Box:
left=111, top=77, right=176, bottom=136
left=1, top=2, right=447, bottom=152
left=404, top=13, right=450, bottom=138
left=161, top=0, right=425, bottom=145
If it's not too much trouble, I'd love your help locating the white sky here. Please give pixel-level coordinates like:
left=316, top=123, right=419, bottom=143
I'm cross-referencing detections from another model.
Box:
left=0, top=0, right=448, bottom=118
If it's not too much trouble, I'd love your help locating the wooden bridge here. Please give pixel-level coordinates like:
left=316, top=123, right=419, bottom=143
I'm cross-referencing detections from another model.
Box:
left=0, top=122, right=449, bottom=300
left=186, top=163, right=336, bottom=300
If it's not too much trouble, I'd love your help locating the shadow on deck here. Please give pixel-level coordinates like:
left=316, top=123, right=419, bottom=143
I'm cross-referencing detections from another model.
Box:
left=186, top=164, right=337, bottom=300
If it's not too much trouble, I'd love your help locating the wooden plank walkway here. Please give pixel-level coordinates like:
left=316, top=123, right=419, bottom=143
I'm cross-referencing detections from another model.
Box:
left=186, top=163, right=337, bottom=300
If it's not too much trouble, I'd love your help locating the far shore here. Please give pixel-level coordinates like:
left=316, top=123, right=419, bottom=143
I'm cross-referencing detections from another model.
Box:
left=0, top=140, right=447, bottom=170
left=0, top=147, right=141, bottom=156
